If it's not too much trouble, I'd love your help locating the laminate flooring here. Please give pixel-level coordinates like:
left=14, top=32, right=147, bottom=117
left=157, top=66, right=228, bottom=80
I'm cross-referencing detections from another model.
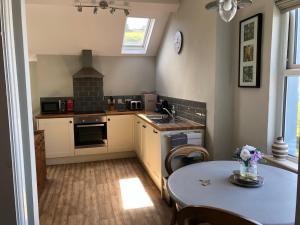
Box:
left=39, top=158, right=172, bottom=225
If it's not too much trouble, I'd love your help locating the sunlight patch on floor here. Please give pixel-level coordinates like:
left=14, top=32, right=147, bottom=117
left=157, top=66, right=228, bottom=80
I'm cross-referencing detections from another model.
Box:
left=119, top=177, right=154, bottom=210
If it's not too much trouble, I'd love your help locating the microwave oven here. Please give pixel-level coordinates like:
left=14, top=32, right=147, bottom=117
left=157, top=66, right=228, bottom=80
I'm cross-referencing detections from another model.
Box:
left=41, top=99, right=66, bottom=114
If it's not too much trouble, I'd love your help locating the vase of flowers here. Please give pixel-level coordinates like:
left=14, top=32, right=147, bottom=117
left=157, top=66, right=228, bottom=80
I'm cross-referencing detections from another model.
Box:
left=234, top=145, right=263, bottom=179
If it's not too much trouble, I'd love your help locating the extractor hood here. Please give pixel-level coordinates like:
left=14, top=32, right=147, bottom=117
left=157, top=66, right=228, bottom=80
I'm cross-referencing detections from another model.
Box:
left=73, top=50, right=104, bottom=78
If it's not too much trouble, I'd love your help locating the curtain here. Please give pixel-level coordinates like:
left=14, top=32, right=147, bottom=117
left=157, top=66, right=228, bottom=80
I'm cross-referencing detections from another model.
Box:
left=275, top=0, right=300, bottom=13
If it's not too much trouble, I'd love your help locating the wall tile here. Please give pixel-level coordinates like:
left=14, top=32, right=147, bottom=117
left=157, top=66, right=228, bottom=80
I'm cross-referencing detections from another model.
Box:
left=158, top=96, right=206, bottom=125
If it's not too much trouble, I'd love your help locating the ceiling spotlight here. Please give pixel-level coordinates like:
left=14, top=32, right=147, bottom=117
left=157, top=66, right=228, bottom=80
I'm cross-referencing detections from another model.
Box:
left=93, top=7, right=98, bottom=14
left=77, top=5, right=83, bottom=12
left=99, top=0, right=109, bottom=9
left=124, top=9, right=129, bottom=16
left=110, top=8, right=116, bottom=14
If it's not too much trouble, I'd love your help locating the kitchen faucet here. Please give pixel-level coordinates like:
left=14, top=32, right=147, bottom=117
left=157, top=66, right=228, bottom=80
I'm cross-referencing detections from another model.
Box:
left=163, top=106, right=176, bottom=119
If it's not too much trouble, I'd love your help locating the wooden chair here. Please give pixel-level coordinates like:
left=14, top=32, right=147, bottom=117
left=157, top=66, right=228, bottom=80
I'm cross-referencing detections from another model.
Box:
left=165, top=144, right=209, bottom=176
left=165, top=144, right=209, bottom=225
left=177, top=206, right=262, bottom=225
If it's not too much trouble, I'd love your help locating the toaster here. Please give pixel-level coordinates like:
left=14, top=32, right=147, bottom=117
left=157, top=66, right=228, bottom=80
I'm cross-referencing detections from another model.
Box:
left=127, top=100, right=143, bottom=111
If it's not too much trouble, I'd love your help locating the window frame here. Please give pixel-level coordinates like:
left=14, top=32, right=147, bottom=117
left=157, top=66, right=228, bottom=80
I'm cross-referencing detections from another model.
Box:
left=121, top=17, right=155, bottom=55
left=283, top=9, right=300, bottom=159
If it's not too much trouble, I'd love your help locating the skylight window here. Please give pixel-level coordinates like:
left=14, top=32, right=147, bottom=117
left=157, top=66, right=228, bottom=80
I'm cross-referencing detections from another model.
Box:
left=122, top=17, right=155, bottom=54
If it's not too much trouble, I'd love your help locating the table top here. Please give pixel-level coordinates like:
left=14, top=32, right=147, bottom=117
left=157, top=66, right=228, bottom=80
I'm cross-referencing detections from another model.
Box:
left=167, top=161, right=297, bottom=225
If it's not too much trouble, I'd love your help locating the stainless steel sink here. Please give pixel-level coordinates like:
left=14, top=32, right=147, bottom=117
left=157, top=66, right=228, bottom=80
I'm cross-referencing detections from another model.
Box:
left=148, top=116, right=185, bottom=124
left=146, top=114, right=166, bottom=120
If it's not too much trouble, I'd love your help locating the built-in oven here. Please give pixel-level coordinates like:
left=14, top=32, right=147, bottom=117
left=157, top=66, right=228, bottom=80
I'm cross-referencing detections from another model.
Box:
left=74, top=115, right=107, bottom=149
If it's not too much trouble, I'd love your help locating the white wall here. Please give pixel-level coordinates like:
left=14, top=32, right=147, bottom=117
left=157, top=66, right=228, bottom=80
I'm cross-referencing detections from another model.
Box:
left=213, top=18, right=235, bottom=160
left=29, top=62, right=39, bottom=115
left=156, top=0, right=234, bottom=159
left=232, top=0, right=282, bottom=153
left=31, top=55, right=156, bottom=113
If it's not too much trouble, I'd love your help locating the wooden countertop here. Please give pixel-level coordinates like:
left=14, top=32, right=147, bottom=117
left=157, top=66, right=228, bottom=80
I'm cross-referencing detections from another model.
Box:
left=136, top=114, right=205, bottom=131
left=36, top=111, right=205, bottom=131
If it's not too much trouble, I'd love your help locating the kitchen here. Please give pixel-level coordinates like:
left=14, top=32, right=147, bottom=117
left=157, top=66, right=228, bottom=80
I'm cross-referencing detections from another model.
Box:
left=0, top=0, right=296, bottom=224
left=28, top=1, right=208, bottom=224
left=33, top=49, right=206, bottom=224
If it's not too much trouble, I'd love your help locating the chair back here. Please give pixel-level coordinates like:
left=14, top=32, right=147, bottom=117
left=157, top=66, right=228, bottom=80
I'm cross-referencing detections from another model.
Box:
left=177, top=206, right=262, bottom=225
left=165, top=144, right=209, bottom=175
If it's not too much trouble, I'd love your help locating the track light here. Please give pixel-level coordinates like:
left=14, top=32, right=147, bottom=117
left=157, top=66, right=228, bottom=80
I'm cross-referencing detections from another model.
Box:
left=99, top=0, right=109, bottom=9
left=93, top=7, right=98, bottom=14
left=75, top=1, right=130, bottom=16
left=124, top=9, right=129, bottom=16
left=110, top=8, right=116, bottom=14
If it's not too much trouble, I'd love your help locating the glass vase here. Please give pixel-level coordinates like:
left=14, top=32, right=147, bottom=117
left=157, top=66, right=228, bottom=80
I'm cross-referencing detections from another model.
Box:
left=240, top=162, right=257, bottom=179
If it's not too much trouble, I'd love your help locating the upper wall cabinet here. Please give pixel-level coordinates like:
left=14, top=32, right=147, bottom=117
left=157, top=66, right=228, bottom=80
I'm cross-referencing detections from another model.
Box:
left=37, top=118, right=75, bottom=158
left=107, top=115, right=134, bottom=153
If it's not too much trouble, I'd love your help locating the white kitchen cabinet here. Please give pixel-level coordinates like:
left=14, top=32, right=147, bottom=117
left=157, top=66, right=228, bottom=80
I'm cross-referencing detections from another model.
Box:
left=143, top=124, right=153, bottom=169
left=37, top=118, right=75, bottom=158
left=107, top=115, right=134, bottom=153
left=148, top=127, right=161, bottom=185
left=134, top=117, right=142, bottom=158
left=137, top=118, right=162, bottom=189
left=140, top=121, right=148, bottom=163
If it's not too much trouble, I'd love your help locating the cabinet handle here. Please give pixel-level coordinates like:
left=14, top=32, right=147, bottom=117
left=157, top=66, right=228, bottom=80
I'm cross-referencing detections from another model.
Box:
left=137, top=121, right=140, bottom=124
left=69, top=121, right=73, bottom=124
left=153, top=129, right=158, bottom=134
left=108, top=118, right=111, bottom=121
left=142, top=125, right=147, bottom=128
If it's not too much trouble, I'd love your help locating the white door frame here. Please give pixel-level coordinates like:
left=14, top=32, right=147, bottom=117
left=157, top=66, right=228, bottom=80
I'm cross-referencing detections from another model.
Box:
left=0, top=0, right=39, bottom=224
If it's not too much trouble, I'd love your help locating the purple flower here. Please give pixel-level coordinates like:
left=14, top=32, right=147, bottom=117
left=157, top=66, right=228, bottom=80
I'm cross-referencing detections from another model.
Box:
left=250, top=151, right=262, bottom=164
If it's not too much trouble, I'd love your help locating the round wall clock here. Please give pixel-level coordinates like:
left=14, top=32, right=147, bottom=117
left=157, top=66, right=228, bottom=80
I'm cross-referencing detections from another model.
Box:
left=174, top=31, right=183, bottom=54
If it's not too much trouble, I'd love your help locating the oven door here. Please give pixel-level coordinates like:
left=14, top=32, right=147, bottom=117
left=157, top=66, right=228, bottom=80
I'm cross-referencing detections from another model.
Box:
left=74, top=123, right=107, bottom=149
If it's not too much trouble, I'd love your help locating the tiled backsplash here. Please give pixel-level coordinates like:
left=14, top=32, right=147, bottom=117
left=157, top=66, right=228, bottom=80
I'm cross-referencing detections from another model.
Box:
left=40, top=94, right=206, bottom=125
left=158, top=96, right=206, bottom=125
left=73, top=77, right=104, bottom=112
left=103, top=95, right=143, bottom=110
left=103, top=95, right=143, bottom=103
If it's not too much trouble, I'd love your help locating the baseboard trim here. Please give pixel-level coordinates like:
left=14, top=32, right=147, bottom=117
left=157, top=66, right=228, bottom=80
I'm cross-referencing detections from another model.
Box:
left=46, top=151, right=137, bottom=165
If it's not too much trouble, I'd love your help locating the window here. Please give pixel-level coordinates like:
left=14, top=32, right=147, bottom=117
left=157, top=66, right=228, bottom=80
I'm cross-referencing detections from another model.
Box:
left=284, top=9, right=300, bottom=157
left=122, top=17, right=155, bottom=54
left=284, top=76, right=300, bottom=157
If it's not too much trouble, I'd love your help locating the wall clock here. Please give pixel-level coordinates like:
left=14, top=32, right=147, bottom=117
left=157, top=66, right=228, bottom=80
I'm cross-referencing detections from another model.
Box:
left=174, top=31, right=183, bottom=54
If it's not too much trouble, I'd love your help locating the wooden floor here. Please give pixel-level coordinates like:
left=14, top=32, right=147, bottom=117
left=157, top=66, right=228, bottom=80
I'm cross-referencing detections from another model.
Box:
left=39, top=158, right=172, bottom=225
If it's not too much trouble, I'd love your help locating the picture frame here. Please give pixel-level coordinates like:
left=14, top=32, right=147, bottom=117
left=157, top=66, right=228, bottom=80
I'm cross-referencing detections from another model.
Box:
left=239, top=13, right=263, bottom=88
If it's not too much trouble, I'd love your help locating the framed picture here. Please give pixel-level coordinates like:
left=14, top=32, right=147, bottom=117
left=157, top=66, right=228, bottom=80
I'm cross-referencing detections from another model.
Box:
left=239, top=13, right=263, bottom=88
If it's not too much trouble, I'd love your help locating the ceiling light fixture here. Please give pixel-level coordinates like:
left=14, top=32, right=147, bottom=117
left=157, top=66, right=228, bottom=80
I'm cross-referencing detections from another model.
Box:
left=110, top=8, right=116, bottom=15
left=99, top=0, right=109, bottom=9
left=75, top=0, right=130, bottom=16
left=219, top=0, right=237, bottom=22
left=124, top=9, right=130, bottom=16
left=205, top=0, right=252, bottom=22
left=93, top=6, right=98, bottom=14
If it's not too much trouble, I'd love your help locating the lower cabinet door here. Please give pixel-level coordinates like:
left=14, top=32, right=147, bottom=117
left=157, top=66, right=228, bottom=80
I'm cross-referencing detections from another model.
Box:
left=150, top=128, right=161, bottom=182
left=134, top=117, right=142, bottom=158
left=141, top=121, right=148, bottom=164
left=37, top=118, right=75, bottom=158
left=107, top=115, right=134, bottom=153
left=148, top=127, right=162, bottom=188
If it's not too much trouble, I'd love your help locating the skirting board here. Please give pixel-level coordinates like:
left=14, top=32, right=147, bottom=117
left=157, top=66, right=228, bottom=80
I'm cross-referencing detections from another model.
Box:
left=46, top=151, right=137, bottom=166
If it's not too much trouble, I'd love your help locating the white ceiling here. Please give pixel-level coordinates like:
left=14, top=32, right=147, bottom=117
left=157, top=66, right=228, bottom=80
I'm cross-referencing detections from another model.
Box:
left=25, top=0, right=179, bottom=57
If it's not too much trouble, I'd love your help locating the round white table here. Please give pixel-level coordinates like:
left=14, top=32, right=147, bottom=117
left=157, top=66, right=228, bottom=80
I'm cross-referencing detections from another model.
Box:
left=167, top=161, right=297, bottom=225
